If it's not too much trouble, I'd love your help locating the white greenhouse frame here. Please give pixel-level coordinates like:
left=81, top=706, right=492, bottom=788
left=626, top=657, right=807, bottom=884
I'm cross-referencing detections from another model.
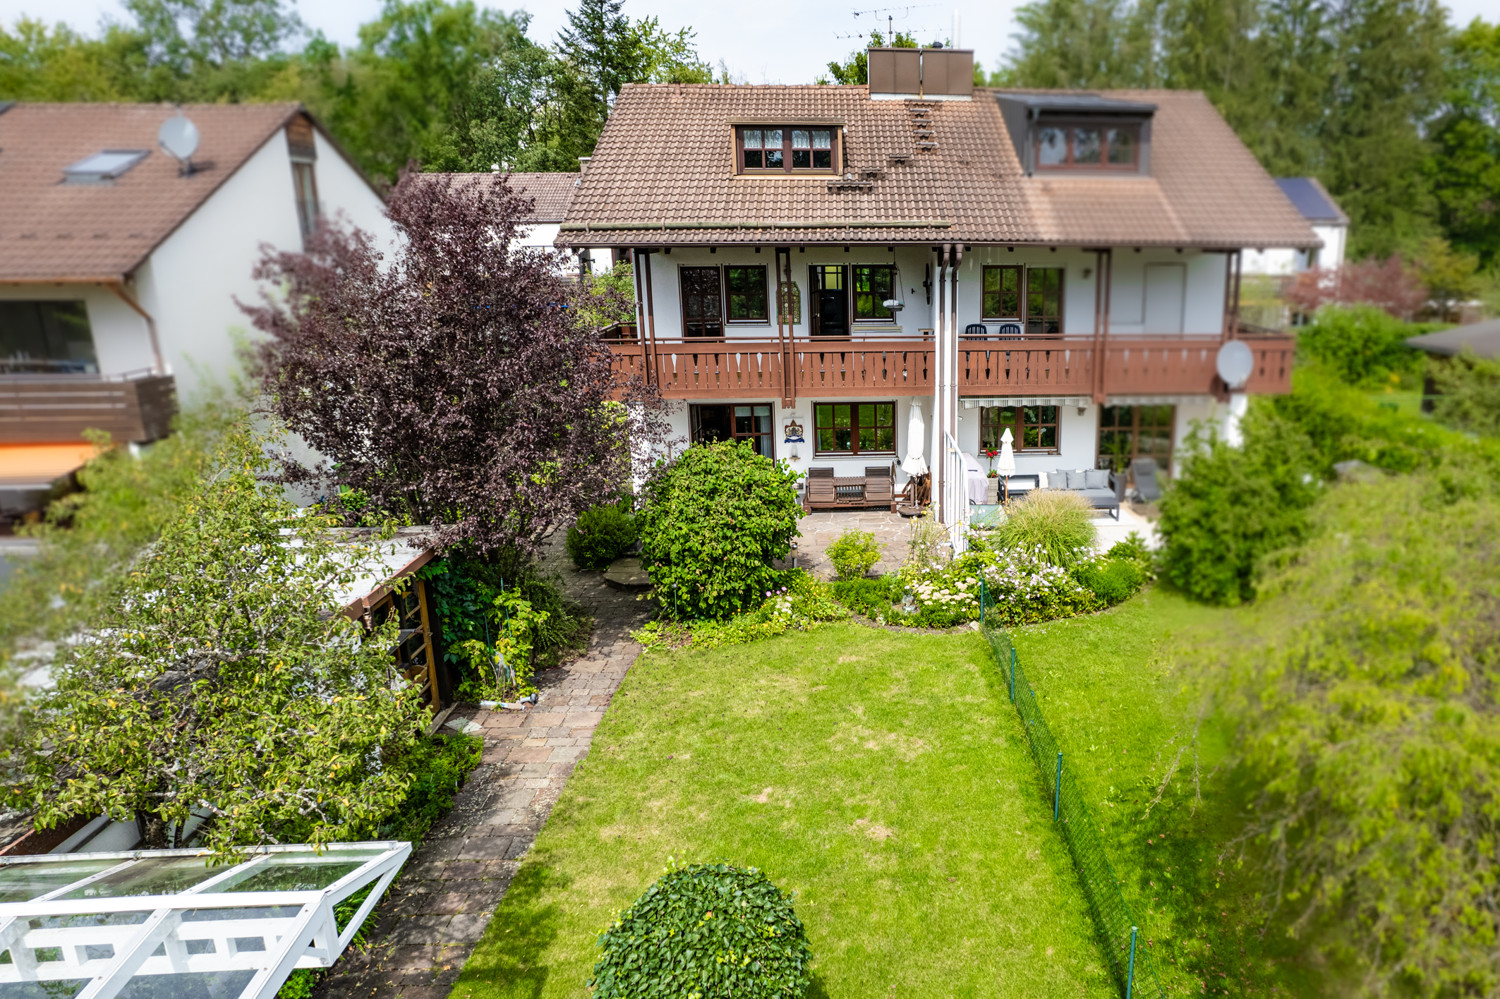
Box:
left=0, top=841, right=410, bottom=999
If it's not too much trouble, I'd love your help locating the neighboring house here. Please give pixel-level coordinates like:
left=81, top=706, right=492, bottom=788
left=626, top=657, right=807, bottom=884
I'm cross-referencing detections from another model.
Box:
left=558, top=47, right=1313, bottom=521
left=1241, top=176, right=1348, bottom=276
left=0, top=102, right=391, bottom=517
left=414, top=170, right=609, bottom=277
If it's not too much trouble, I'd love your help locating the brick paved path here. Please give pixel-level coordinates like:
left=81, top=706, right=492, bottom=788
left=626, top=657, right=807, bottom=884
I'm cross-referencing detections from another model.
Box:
left=318, top=571, right=647, bottom=999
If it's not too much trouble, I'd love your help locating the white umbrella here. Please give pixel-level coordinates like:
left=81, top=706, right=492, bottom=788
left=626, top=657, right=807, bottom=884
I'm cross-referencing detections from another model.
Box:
left=901, top=401, right=928, bottom=477
left=997, top=427, right=1017, bottom=501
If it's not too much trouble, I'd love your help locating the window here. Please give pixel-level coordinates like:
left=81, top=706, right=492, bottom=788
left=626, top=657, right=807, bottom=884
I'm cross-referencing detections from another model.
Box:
left=1098, top=405, right=1175, bottom=470
left=814, top=402, right=896, bottom=455
left=738, top=126, right=837, bottom=174
left=1026, top=267, right=1064, bottom=336
left=981, top=405, right=1059, bottom=452
left=853, top=266, right=895, bottom=321
left=0, top=300, right=98, bottom=373
left=981, top=266, right=1022, bottom=319
left=725, top=266, right=768, bottom=322
left=680, top=267, right=724, bottom=337
left=1035, top=124, right=1140, bottom=170
left=691, top=403, right=774, bottom=458
left=291, top=161, right=319, bottom=242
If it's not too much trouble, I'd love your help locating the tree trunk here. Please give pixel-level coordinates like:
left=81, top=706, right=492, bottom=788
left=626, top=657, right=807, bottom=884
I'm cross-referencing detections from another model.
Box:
left=138, top=810, right=170, bottom=849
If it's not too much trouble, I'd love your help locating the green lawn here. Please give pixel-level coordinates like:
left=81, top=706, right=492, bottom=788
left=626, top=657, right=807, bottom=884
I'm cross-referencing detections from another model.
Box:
left=1011, top=587, right=1340, bottom=996
left=453, top=624, right=1115, bottom=999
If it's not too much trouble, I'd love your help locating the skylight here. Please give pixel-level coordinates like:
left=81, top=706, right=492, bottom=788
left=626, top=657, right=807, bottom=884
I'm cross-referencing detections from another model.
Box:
left=0, top=842, right=409, bottom=999
left=62, top=150, right=150, bottom=184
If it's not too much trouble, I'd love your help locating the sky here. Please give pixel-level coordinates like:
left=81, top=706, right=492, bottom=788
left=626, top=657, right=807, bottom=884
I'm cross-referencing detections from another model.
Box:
left=1, top=0, right=1494, bottom=85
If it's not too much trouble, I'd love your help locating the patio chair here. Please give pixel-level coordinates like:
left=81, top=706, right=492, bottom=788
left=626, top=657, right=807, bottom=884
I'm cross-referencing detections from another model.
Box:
left=1132, top=457, right=1163, bottom=503
left=963, top=323, right=988, bottom=337
left=804, top=466, right=838, bottom=512
left=865, top=465, right=895, bottom=512
left=996, top=322, right=1022, bottom=339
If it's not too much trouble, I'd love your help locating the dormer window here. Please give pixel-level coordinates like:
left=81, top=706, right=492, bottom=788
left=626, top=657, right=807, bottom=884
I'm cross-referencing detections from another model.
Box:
left=737, top=126, right=838, bottom=175
left=1036, top=124, right=1140, bottom=169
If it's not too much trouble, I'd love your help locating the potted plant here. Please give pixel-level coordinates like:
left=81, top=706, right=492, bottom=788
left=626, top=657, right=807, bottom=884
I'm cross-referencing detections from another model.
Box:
left=983, top=448, right=1000, bottom=478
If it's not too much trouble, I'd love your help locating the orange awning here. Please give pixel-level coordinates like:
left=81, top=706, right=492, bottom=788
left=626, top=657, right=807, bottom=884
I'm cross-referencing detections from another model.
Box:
left=0, top=443, right=105, bottom=489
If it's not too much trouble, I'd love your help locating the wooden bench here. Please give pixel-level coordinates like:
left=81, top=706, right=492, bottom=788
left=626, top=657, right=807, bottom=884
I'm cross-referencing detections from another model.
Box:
left=803, top=465, right=898, bottom=513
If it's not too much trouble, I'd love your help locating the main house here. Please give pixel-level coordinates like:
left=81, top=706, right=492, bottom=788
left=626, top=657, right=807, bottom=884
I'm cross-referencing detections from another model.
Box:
left=557, top=48, right=1314, bottom=521
left=0, top=102, right=390, bottom=520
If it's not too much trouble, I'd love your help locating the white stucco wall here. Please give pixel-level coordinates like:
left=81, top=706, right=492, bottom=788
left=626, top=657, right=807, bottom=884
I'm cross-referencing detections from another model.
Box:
left=133, top=126, right=393, bottom=404
left=1242, top=224, right=1343, bottom=277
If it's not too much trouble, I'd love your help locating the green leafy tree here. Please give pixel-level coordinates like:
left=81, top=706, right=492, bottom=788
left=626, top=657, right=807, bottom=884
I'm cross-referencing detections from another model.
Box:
left=1428, top=351, right=1500, bottom=437
left=1194, top=477, right=1500, bottom=997
left=1429, top=18, right=1500, bottom=268
left=1, top=430, right=426, bottom=853
left=1295, top=303, right=1427, bottom=385
left=997, top=0, right=1162, bottom=88
left=637, top=440, right=802, bottom=620
left=1413, top=236, right=1483, bottom=319
left=821, top=29, right=924, bottom=86
left=121, top=0, right=303, bottom=70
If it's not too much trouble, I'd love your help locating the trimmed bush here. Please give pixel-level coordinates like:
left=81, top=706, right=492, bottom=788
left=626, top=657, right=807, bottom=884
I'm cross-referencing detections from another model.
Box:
left=831, top=575, right=904, bottom=619
left=565, top=502, right=637, bottom=571
left=1297, top=304, right=1433, bottom=386
left=826, top=529, right=881, bottom=579
left=1105, top=531, right=1152, bottom=566
left=637, top=440, right=802, bottom=620
left=591, top=862, right=812, bottom=999
left=1073, top=557, right=1147, bottom=606
left=993, top=490, right=1096, bottom=567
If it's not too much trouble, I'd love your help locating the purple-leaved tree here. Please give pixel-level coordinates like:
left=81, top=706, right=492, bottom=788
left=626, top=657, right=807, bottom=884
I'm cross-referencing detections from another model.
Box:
left=241, top=169, right=657, bottom=556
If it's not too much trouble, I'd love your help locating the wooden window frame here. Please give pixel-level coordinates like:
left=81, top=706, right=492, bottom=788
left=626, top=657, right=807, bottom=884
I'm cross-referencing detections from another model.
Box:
left=980, top=404, right=1061, bottom=454
left=1097, top=404, right=1176, bottom=470
left=736, top=125, right=840, bottom=176
left=852, top=265, right=897, bottom=322
left=981, top=265, right=1024, bottom=321
left=724, top=265, right=770, bottom=324
left=690, top=402, right=776, bottom=458
left=813, top=400, right=897, bottom=456
left=1036, top=122, right=1142, bottom=171
left=291, top=160, right=320, bottom=244
left=0, top=299, right=99, bottom=374
left=679, top=265, right=725, bottom=338
left=1025, top=266, right=1064, bottom=337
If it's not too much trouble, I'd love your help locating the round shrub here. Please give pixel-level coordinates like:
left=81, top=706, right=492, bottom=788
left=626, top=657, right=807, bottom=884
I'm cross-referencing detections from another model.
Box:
left=591, top=862, right=812, bottom=999
left=637, top=440, right=802, bottom=619
left=825, top=528, right=881, bottom=579
left=1073, top=556, right=1147, bottom=606
left=565, top=502, right=637, bottom=571
left=993, top=490, right=1096, bottom=567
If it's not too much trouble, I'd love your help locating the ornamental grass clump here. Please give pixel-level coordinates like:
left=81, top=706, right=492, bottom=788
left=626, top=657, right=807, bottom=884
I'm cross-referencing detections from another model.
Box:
left=590, top=862, right=813, bottom=999
left=993, top=490, right=1096, bottom=567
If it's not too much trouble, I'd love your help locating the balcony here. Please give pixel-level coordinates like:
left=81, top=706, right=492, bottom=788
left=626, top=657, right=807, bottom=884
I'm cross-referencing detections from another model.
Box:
left=0, top=370, right=178, bottom=445
left=610, top=332, right=1294, bottom=402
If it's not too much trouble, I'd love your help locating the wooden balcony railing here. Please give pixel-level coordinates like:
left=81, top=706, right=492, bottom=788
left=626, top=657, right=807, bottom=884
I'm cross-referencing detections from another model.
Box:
left=610, top=333, right=1295, bottom=402
left=0, top=371, right=178, bottom=445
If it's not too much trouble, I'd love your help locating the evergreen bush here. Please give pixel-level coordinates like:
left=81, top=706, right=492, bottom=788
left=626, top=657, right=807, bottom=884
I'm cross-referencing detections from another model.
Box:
left=826, top=529, right=882, bottom=579
left=565, top=502, right=637, bottom=571
left=637, top=440, right=802, bottom=620
left=591, top=862, right=812, bottom=999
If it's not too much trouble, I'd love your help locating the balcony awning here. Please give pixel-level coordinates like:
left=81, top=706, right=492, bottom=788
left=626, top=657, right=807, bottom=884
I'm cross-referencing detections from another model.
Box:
left=0, top=842, right=410, bottom=999
left=961, top=396, right=1092, bottom=409
left=1104, top=394, right=1211, bottom=406
left=0, top=443, right=102, bottom=489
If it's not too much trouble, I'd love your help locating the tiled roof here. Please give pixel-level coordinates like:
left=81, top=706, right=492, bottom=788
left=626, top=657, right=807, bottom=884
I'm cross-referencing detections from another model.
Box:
left=415, top=172, right=580, bottom=222
left=560, top=85, right=1319, bottom=250
left=0, top=102, right=311, bottom=283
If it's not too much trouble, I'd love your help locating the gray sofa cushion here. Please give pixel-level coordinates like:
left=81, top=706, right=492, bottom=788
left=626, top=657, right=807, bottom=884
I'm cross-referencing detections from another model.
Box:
left=1083, top=468, right=1110, bottom=490
left=1076, top=488, right=1118, bottom=509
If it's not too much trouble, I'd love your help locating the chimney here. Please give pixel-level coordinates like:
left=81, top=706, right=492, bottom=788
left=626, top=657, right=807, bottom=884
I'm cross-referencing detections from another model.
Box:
left=578, top=156, right=592, bottom=177
left=867, top=47, right=974, bottom=100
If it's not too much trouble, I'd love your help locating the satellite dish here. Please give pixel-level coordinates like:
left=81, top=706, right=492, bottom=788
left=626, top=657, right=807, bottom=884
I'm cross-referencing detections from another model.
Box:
left=1216, top=339, right=1255, bottom=390
left=158, top=113, right=199, bottom=173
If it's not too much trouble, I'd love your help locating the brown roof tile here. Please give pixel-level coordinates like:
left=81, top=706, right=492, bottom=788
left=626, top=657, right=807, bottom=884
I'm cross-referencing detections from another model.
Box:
left=417, top=172, right=580, bottom=222
left=0, top=102, right=309, bottom=282
left=560, top=84, right=1318, bottom=249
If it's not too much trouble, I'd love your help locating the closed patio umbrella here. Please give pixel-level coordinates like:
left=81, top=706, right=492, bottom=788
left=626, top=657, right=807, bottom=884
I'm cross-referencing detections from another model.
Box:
left=901, top=401, right=928, bottom=477
left=997, top=427, right=1017, bottom=501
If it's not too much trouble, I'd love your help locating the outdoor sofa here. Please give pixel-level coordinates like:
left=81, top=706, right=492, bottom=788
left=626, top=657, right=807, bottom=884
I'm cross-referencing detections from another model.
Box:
left=1045, top=468, right=1123, bottom=520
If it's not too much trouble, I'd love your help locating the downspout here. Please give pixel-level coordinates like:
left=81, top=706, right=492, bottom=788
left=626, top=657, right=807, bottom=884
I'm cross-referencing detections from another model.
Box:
left=631, top=249, right=651, bottom=387
left=105, top=281, right=167, bottom=376
left=641, top=249, right=660, bottom=388
left=930, top=245, right=947, bottom=522
left=1230, top=249, right=1243, bottom=338
left=1101, top=249, right=1113, bottom=403
left=948, top=244, right=962, bottom=518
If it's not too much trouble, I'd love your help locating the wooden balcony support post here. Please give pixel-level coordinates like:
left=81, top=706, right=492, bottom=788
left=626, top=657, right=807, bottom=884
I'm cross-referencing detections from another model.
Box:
left=641, top=248, right=660, bottom=388
left=1230, top=248, right=1243, bottom=338
left=776, top=246, right=795, bottom=406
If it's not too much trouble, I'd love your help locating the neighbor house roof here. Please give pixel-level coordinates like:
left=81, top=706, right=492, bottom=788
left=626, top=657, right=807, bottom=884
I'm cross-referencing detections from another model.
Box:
left=1274, top=177, right=1349, bottom=226
left=558, top=84, right=1319, bottom=250
left=0, top=102, right=359, bottom=284
left=1405, top=319, right=1500, bottom=359
left=413, top=171, right=580, bottom=222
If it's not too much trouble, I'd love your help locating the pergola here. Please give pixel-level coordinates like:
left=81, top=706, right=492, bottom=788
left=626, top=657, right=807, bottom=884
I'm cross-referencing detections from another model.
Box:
left=0, top=841, right=410, bottom=999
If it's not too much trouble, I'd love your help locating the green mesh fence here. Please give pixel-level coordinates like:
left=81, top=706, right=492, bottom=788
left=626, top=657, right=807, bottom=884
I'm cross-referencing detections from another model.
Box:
left=979, top=619, right=1164, bottom=999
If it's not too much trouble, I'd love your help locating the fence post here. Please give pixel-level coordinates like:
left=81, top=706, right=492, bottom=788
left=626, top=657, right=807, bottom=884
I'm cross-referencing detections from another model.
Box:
left=1053, top=752, right=1063, bottom=820
left=1009, top=647, right=1016, bottom=703
left=1126, top=925, right=1138, bottom=999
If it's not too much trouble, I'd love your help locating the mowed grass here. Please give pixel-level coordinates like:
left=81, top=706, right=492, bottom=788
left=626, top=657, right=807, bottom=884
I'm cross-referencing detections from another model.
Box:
left=453, top=624, right=1115, bottom=999
left=1011, top=588, right=1340, bottom=996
